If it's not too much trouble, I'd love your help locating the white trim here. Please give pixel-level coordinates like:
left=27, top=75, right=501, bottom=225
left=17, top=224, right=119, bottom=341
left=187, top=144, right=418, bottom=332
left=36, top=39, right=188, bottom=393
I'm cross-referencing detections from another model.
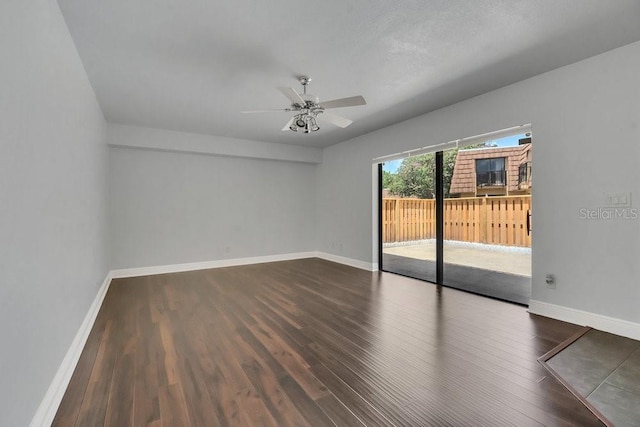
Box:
left=30, top=272, right=113, bottom=427
left=107, top=124, right=322, bottom=164
left=456, top=123, right=531, bottom=149
left=373, top=140, right=459, bottom=163
left=372, top=123, right=531, bottom=163
left=372, top=163, right=380, bottom=269
left=529, top=300, right=640, bottom=341
left=110, top=252, right=318, bottom=278
left=316, top=252, right=377, bottom=272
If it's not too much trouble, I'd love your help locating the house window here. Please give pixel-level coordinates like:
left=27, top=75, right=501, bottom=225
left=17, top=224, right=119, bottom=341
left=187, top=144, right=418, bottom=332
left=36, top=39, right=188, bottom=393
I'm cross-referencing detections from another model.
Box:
left=518, top=162, right=531, bottom=185
left=476, top=157, right=506, bottom=187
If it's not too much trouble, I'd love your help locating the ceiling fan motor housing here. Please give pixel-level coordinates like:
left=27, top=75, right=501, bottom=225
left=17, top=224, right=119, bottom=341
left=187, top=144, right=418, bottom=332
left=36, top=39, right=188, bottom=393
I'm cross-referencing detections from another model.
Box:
left=300, top=94, right=319, bottom=105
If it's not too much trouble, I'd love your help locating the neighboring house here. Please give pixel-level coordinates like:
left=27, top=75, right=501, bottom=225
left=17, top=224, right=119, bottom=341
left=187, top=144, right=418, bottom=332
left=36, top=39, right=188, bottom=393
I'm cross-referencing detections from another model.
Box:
left=449, top=139, right=532, bottom=197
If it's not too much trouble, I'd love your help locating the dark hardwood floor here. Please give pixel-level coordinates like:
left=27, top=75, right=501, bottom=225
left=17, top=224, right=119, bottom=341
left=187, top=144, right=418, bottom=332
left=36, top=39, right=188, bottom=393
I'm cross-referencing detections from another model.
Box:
left=53, top=258, right=602, bottom=426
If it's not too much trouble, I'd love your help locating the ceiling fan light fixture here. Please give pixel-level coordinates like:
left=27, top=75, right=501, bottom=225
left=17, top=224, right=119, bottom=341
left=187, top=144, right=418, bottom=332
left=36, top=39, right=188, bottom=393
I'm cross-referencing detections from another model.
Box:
left=292, top=114, right=319, bottom=133
left=310, top=117, right=320, bottom=132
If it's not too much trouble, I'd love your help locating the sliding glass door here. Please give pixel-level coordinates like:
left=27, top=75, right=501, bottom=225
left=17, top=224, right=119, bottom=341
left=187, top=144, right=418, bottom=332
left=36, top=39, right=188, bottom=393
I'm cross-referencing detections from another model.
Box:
left=379, top=131, right=532, bottom=305
left=442, top=135, right=532, bottom=304
left=380, top=152, right=439, bottom=283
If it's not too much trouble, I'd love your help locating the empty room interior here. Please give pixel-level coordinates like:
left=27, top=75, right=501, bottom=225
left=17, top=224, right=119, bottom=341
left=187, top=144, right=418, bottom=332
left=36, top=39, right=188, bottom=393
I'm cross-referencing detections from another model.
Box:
left=3, top=1, right=640, bottom=426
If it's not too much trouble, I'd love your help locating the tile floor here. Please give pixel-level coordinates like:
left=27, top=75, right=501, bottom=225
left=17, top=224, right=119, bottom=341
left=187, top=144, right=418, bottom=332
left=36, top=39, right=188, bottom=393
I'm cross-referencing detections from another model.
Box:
left=546, top=329, right=640, bottom=426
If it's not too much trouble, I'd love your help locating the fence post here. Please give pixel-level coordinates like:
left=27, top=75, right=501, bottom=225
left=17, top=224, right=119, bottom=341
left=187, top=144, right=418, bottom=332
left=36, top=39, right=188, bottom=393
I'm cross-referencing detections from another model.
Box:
left=394, top=199, right=401, bottom=242
left=480, top=197, right=487, bottom=244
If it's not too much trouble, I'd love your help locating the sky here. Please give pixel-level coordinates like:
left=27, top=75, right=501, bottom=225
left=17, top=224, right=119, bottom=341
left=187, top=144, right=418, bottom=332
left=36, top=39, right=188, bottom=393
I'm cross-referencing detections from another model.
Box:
left=382, top=133, right=528, bottom=173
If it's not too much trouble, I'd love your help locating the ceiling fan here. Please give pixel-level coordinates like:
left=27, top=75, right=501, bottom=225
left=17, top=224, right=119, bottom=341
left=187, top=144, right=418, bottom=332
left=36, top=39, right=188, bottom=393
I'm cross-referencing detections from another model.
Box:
left=242, top=76, right=366, bottom=133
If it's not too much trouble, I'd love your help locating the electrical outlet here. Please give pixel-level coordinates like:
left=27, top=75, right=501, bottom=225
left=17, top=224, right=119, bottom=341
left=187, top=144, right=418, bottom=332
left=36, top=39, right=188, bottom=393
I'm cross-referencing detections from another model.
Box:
left=545, top=274, right=556, bottom=289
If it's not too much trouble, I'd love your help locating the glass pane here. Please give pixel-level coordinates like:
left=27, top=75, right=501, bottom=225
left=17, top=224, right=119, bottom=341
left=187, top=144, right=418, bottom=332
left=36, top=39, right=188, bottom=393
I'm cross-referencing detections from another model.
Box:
left=492, top=157, right=505, bottom=170
left=444, top=135, right=531, bottom=304
left=476, top=159, right=490, bottom=173
left=381, top=155, right=437, bottom=283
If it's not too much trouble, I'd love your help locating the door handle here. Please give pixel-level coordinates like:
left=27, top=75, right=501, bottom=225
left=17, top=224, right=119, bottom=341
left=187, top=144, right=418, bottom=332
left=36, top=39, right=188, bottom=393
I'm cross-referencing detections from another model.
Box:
left=526, top=210, right=531, bottom=236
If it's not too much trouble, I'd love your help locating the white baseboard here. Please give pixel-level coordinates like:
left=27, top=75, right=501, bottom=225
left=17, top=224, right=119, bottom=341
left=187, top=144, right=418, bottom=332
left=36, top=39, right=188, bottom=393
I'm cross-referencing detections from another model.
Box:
left=110, top=252, right=377, bottom=278
left=316, top=252, right=377, bottom=272
left=110, top=251, right=318, bottom=278
left=529, top=300, right=640, bottom=341
left=30, top=272, right=113, bottom=427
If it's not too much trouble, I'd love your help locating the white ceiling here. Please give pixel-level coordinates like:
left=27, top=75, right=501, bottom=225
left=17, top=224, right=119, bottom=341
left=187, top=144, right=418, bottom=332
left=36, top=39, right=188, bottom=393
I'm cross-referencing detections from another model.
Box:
left=57, top=0, right=640, bottom=148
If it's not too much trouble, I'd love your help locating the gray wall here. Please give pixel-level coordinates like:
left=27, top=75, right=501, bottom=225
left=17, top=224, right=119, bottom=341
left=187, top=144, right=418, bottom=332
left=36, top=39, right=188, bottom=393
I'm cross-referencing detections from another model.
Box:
left=317, top=41, right=640, bottom=323
left=109, top=145, right=317, bottom=269
left=0, top=0, right=109, bottom=425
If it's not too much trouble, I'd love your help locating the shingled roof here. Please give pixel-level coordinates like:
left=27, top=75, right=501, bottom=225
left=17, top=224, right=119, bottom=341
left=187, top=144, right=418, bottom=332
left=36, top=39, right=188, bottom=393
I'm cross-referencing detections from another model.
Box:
left=449, top=144, right=531, bottom=195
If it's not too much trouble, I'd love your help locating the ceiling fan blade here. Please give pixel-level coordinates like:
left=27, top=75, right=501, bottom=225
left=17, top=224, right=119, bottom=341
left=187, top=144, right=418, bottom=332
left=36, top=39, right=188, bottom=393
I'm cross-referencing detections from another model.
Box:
left=318, top=111, right=353, bottom=128
left=281, top=117, right=294, bottom=131
left=318, top=95, right=366, bottom=109
left=277, top=87, right=306, bottom=106
left=241, top=109, right=289, bottom=113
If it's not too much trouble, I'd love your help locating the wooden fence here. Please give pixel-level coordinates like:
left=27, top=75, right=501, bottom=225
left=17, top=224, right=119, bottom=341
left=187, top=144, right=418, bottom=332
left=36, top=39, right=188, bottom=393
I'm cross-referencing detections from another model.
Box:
left=382, top=196, right=531, bottom=247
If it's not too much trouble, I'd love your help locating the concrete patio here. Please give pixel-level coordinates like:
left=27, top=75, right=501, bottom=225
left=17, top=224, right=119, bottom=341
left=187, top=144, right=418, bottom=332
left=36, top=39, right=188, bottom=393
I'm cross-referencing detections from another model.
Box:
left=382, top=241, right=532, bottom=305
left=383, top=240, right=531, bottom=277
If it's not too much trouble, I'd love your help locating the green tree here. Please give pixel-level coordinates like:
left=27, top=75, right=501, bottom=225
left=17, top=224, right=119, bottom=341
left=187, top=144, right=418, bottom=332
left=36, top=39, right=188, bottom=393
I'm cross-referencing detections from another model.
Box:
left=394, top=154, right=436, bottom=198
left=387, top=149, right=459, bottom=199
left=382, top=170, right=398, bottom=190
left=441, top=149, right=458, bottom=198
left=385, top=144, right=488, bottom=199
